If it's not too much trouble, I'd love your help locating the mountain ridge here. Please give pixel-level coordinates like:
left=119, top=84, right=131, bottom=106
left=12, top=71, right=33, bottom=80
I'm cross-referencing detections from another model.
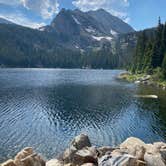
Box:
left=0, top=17, right=15, bottom=24
left=0, top=8, right=138, bottom=68
left=39, top=8, right=135, bottom=51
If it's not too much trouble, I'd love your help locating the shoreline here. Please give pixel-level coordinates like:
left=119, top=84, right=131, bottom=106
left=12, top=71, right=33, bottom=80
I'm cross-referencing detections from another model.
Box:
left=118, top=72, right=166, bottom=90
left=1, top=134, right=166, bottom=166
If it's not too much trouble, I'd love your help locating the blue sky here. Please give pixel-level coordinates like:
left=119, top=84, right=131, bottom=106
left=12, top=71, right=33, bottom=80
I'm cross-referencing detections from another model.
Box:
left=0, top=0, right=165, bottom=30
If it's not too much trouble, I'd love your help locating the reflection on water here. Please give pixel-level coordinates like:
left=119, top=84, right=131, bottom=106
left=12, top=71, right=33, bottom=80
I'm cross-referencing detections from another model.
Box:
left=0, top=69, right=166, bottom=162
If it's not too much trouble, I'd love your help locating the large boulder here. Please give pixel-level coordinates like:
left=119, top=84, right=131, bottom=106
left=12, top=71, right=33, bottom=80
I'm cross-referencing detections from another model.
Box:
left=63, top=145, right=78, bottom=164
left=144, top=152, right=165, bottom=166
left=160, top=146, right=166, bottom=161
left=1, top=159, right=16, bottom=166
left=120, top=137, right=146, bottom=160
left=14, top=147, right=45, bottom=166
left=72, top=147, right=98, bottom=165
left=63, top=134, right=92, bottom=164
left=143, top=142, right=166, bottom=166
left=120, top=137, right=146, bottom=148
left=64, top=146, right=98, bottom=166
left=70, top=134, right=91, bottom=150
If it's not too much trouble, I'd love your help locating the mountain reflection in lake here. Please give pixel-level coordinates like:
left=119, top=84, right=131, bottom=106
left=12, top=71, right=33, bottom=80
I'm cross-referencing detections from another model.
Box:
left=0, top=69, right=166, bottom=162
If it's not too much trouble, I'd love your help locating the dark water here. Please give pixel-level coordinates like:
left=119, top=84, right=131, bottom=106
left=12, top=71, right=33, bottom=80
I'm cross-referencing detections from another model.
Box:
left=0, top=69, right=166, bottom=162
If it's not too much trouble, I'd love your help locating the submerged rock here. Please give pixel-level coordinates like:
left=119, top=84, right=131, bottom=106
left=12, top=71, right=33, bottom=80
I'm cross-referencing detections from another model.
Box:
left=134, top=95, right=158, bottom=99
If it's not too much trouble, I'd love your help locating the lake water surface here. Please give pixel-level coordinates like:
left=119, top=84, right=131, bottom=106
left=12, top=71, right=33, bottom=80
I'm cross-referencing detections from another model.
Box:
left=0, top=69, right=166, bottom=162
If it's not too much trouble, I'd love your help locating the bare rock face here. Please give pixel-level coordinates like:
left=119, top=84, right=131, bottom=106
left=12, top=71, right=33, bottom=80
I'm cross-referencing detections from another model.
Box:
left=14, top=147, right=45, bottom=166
left=1, top=159, right=16, bottom=166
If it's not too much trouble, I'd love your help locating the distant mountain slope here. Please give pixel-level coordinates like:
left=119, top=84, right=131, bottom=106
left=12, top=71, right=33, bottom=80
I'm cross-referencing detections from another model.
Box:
left=87, top=9, right=134, bottom=34
left=0, top=18, right=14, bottom=24
left=40, top=8, right=135, bottom=50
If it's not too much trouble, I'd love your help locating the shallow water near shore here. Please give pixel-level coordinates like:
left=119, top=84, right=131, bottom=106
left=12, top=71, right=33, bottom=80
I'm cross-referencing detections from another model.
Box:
left=0, top=69, right=166, bottom=162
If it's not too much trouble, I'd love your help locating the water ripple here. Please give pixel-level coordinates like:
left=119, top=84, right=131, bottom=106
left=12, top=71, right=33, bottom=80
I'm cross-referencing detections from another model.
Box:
left=0, top=69, right=166, bottom=162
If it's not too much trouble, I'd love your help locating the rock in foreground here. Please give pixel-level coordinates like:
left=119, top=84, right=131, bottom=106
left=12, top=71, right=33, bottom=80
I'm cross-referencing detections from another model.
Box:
left=1, top=134, right=166, bottom=166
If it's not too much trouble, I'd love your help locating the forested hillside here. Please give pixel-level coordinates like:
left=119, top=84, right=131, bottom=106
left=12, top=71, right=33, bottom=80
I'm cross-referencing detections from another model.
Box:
left=0, top=24, right=121, bottom=68
left=130, top=18, right=166, bottom=79
left=0, top=8, right=136, bottom=69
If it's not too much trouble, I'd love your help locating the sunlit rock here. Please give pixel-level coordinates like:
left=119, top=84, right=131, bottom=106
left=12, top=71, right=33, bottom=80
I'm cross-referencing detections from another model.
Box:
left=46, top=159, right=63, bottom=166
left=144, top=152, right=165, bottom=166
left=14, top=147, right=45, bottom=166
left=1, top=159, right=16, bottom=166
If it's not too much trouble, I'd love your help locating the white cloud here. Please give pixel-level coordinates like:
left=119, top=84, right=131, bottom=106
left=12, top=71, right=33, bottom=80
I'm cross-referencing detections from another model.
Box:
left=0, top=0, right=21, bottom=5
left=72, top=0, right=130, bottom=23
left=21, top=0, right=59, bottom=19
left=0, top=0, right=60, bottom=28
left=0, top=0, right=59, bottom=19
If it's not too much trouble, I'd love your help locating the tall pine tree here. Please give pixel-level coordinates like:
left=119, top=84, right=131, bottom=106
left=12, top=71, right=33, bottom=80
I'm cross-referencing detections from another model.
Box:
left=151, top=17, right=164, bottom=68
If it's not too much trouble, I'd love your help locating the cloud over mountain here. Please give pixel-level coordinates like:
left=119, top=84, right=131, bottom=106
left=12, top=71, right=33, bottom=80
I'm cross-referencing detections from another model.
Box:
left=72, top=0, right=130, bottom=22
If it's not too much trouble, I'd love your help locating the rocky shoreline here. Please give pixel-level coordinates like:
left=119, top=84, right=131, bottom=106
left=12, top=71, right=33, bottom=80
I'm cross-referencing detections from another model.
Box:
left=1, top=134, right=166, bottom=166
left=118, top=72, right=166, bottom=90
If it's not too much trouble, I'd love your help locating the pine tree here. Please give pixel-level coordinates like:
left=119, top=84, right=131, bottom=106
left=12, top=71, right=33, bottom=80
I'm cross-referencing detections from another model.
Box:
left=143, top=41, right=153, bottom=73
left=162, top=22, right=166, bottom=51
left=151, top=17, right=164, bottom=68
left=132, top=30, right=147, bottom=73
left=162, top=53, right=166, bottom=78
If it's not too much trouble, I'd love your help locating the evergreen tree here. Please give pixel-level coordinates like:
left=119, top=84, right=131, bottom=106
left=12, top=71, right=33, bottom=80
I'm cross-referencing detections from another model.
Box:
left=131, top=17, right=166, bottom=78
left=162, top=22, right=166, bottom=51
left=162, top=53, right=166, bottom=78
left=143, top=41, right=153, bottom=73
left=151, top=17, right=164, bottom=68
